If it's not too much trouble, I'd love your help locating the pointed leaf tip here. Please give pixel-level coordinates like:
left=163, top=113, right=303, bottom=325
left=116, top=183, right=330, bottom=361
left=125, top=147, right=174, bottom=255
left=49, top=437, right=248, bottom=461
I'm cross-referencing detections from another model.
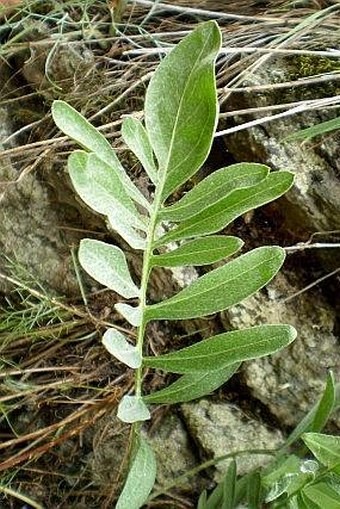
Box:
left=146, top=246, right=286, bottom=322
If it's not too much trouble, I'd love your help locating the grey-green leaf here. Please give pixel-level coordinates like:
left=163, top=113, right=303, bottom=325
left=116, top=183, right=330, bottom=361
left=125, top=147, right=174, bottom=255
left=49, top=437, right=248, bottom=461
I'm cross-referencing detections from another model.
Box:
left=78, top=239, right=139, bottom=299
left=115, top=303, right=142, bottom=327
left=159, top=163, right=269, bottom=222
left=68, top=151, right=137, bottom=220
left=106, top=210, right=147, bottom=250
left=117, top=395, right=150, bottom=423
left=143, top=325, right=296, bottom=374
left=144, top=363, right=240, bottom=404
left=116, top=436, right=156, bottom=509
left=68, top=152, right=147, bottom=249
left=151, top=236, right=243, bottom=267
left=155, top=172, right=294, bottom=247
left=52, top=100, right=149, bottom=209
left=145, top=246, right=285, bottom=321
left=145, top=21, right=221, bottom=201
left=122, top=116, right=158, bottom=184
left=86, top=153, right=147, bottom=230
left=102, top=328, right=141, bottom=368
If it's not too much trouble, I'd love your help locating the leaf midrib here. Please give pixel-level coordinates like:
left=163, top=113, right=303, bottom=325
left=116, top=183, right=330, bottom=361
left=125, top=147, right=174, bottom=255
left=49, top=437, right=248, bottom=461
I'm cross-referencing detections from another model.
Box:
left=147, top=330, right=287, bottom=366
left=149, top=249, right=279, bottom=311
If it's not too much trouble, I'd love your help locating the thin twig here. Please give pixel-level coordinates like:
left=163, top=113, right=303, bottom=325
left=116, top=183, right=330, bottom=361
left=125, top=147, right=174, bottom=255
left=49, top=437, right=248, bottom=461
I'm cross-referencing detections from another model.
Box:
left=285, top=242, right=340, bottom=252
left=281, top=267, right=340, bottom=304
left=215, top=95, right=340, bottom=137
left=0, top=366, right=80, bottom=378
left=129, top=0, right=295, bottom=24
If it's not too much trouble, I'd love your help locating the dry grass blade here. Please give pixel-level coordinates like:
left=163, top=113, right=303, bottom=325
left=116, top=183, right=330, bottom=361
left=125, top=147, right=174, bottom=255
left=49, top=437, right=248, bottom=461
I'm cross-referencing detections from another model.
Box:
left=0, top=0, right=339, bottom=507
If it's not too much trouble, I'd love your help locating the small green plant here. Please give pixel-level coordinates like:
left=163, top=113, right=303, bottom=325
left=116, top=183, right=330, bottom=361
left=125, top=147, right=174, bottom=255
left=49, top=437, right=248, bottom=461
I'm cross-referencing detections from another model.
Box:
left=197, top=372, right=340, bottom=509
left=52, top=21, right=296, bottom=509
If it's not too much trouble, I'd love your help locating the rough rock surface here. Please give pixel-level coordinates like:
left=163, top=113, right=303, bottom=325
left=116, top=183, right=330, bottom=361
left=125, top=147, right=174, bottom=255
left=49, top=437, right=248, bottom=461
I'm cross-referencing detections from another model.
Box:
left=0, top=133, right=79, bottom=295
left=149, top=413, right=199, bottom=490
left=223, top=57, right=340, bottom=264
left=181, top=400, right=283, bottom=481
left=222, top=271, right=340, bottom=428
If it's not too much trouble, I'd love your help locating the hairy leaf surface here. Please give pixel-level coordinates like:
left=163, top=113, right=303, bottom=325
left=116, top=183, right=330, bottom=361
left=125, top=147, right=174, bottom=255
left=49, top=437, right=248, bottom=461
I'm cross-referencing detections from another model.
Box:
left=79, top=239, right=139, bottom=299
left=116, top=436, right=156, bottom=509
left=145, top=21, right=221, bottom=201
left=68, top=152, right=147, bottom=249
left=151, top=236, right=243, bottom=267
left=159, top=163, right=269, bottom=222
left=117, top=395, right=150, bottom=423
left=143, top=363, right=240, bottom=404
left=155, top=172, right=293, bottom=246
left=86, top=153, right=147, bottom=230
left=106, top=210, right=147, bottom=250
left=102, top=328, right=141, bottom=368
left=52, top=100, right=149, bottom=208
left=115, top=303, right=142, bottom=327
left=122, top=116, right=158, bottom=184
left=145, top=247, right=285, bottom=321
left=143, top=325, right=296, bottom=373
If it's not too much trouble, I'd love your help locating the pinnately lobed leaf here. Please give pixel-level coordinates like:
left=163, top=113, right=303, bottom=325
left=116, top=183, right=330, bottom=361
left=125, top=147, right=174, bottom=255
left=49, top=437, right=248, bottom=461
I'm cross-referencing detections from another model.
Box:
left=150, top=236, right=243, bottom=267
left=158, top=163, right=269, bottom=222
left=116, top=436, right=156, bottom=509
left=145, top=246, right=285, bottom=321
left=145, top=20, right=221, bottom=201
left=52, top=100, right=149, bottom=209
left=51, top=20, right=299, bottom=509
left=144, top=363, right=240, bottom=404
left=143, top=325, right=297, bottom=373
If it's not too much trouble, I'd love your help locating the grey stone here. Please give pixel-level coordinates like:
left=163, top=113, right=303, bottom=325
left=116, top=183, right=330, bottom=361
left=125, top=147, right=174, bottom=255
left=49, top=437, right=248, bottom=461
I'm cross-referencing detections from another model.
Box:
left=222, top=272, right=340, bottom=428
left=181, top=400, right=283, bottom=481
left=149, top=413, right=199, bottom=489
left=224, top=56, right=340, bottom=268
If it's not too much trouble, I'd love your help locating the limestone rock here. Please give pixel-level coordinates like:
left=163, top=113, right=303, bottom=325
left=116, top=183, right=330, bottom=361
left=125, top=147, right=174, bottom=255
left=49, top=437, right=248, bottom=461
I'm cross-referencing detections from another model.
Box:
left=181, top=400, right=283, bottom=482
left=149, top=413, right=199, bottom=490
left=222, top=272, right=340, bottom=429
